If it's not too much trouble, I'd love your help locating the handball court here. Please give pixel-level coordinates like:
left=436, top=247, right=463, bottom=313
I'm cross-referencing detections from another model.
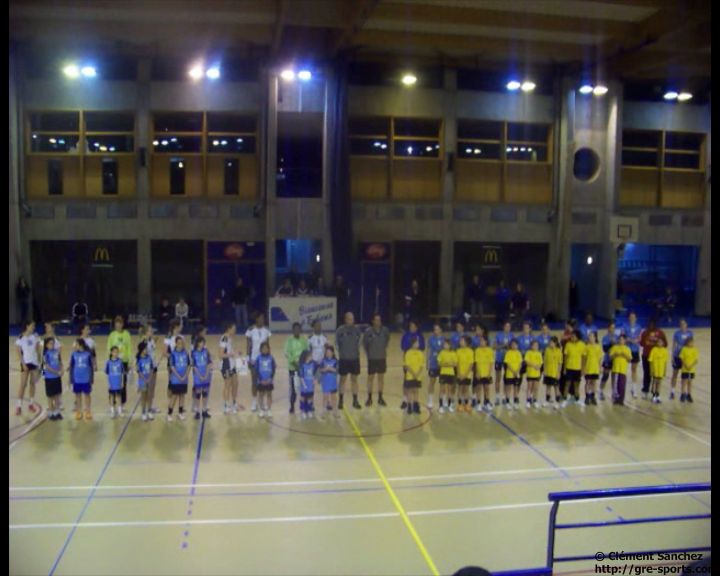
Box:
left=9, top=331, right=711, bottom=576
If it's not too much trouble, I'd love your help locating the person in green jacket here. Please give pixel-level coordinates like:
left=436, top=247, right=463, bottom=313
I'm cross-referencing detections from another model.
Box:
left=107, top=315, right=132, bottom=409
left=284, top=322, right=308, bottom=414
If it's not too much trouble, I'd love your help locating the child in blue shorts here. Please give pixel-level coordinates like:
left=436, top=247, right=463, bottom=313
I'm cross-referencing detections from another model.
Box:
left=106, top=346, right=125, bottom=418
left=298, top=350, right=316, bottom=420
left=320, top=345, right=339, bottom=419
left=191, top=337, right=213, bottom=420
left=135, top=342, right=154, bottom=421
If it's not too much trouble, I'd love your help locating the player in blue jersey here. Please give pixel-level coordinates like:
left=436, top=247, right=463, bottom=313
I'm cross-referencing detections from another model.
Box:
left=191, top=336, right=213, bottom=420
left=493, top=321, right=514, bottom=405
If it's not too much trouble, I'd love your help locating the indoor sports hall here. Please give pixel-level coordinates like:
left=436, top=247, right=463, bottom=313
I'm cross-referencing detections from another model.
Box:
left=9, top=1, right=711, bottom=575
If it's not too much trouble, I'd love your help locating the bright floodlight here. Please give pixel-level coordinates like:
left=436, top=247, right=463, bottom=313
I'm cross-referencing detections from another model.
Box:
left=81, top=66, right=96, bottom=78
left=587, top=256, right=593, bottom=265
left=63, top=64, right=80, bottom=78
left=521, top=81, right=536, bottom=92
left=664, top=91, right=679, bottom=100
left=401, top=73, right=417, bottom=86
left=593, top=85, right=608, bottom=96
left=206, top=67, right=220, bottom=79
left=188, top=65, right=204, bottom=81
left=297, top=70, right=312, bottom=81
left=677, top=92, right=693, bottom=102
left=280, top=69, right=295, bottom=81
left=579, top=85, right=594, bottom=94
left=506, top=80, right=521, bottom=91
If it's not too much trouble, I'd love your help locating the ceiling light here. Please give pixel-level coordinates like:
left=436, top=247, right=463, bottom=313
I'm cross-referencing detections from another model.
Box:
left=206, top=67, right=220, bottom=80
left=664, top=91, right=679, bottom=100
left=374, top=142, right=381, bottom=148
left=474, top=148, right=481, bottom=154
left=520, top=147, right=526, bottom=152
left=178, top=162, right=184, bottom=168
left=109, top=147, right=116, bottom=152
left=58, top=139, right=65, bottom=145
left=426, top=146, right=433, bottom=152
left=49, top=138, right=57, bottom=144
left=579, top=84, right=594, bottom=94
left=63, top=64, right=80, bottom=78
left=593, top=85, right=608, bottom=96
left=161, top=140, right=168, bottom=146
left=236, top=138, right=243, bottom=143
left=213, top=140, right=219, bottom=146
left=587, top=256, right=593, bottom=265
left=380, top=144, right=387, bottom=150
left=32, top=134, right=37, bottom=139
left=170, top=137, right=177, bottom=142
left=401, top=73, right=417, bottom=86
left=297, top=70, right=312, bottom=81
left=506, top=147, right=512, bottom=152
left=221, top=140, right=228, bottom=146
left=513, top=147, right=519, bottom=152
left=188, top=65, right=204, bottom=81
left=80, top=66, right=96, bottom=78
left=407, top=146, right=413, bottom=154
left=280, top=69, right=295, bottom=81
left=99, top=146, right=108, bottom=152
left=521, top=81, right=536, bottom=92
left=506, top=80, right=521, bottom=91
left=465, top=148, right=472, bottom=154
left=677, top=92, right=693, bottom=102
left=152, top=140, right=159, bottom=146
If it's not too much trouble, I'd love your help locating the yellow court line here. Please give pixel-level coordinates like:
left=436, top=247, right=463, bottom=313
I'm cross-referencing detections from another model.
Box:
left=343, top=408, right=440, bottom=576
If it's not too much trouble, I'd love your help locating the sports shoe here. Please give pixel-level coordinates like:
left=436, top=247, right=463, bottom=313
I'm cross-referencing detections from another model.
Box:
left=426, top=398, right=433, bottom=409
left=599, top=391, right=605, bottom=401
left=525, top=400, right=531, bottom=409
left=28, top=402, right=38, bottom=414
left=232, top=404, right=239, bottom=414
left=84, top=410, right=93, bottom=421
left=642, top=392, right=648, bottom=400
left=448, top=403, right=456, bottom=413
left=223, top=404, right=230, bottom=414
left=365, top=397, right=373, bottom=407
left=561, top=399, right=569, bottom=408
left=14, top=406, right=21, bottom=416
left=631, top=387, right=637, bottom=398
left=167, top=414, right=174, bottom=422
left=110, top=407, right=117, bottom=419
left=147, top=412, right=155, bottom=421
left=494, top=397, right=500, bottom=406
left=485, top=401, right=494, bottom=412
left=56, top=413, right=64, bottom=421
left=400, top=401, right=407, bottom=410
left=669, top=391, right=675, bottom=400
left=266, top=410, right=273, bottom=419
left=117, top=406, right=124, bottom=418
left=687, top=394, right=694, bottom=403
left=352, top=399, right=362, bottom=410
left=378, top=396, right=387, bottom=407
left=194, top=411, right=201, bottom=420
left=405, top=405, right=412, bottom=415
left=74, top=410, right=83, bottom=420
left=413, top=403, right=420, bottom=414
left=533, top=400, right=540, bottom=409
left=475, top=402, right=484, bottom=413
left=202, top=410, right=211, bottom=419
left=178, top=412, right=186, bottom=421
left=152, top=407, right=161, bottom=414
left=438, top=405, right=445, bottom=414
left=250, top=398, right=257, bottom=412
left=141, top=413, right=148, bottom=422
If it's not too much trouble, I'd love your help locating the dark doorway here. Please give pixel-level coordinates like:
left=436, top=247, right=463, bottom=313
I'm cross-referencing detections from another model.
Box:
left=393, top=241, right=441, bottom=324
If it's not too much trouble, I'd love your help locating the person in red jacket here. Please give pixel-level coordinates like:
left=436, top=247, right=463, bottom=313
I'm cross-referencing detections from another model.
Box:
left=639, top=318, right=667, bottom=400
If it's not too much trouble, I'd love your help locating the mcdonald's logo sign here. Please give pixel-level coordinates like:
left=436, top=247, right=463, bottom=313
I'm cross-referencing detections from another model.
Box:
left=94, top=247, right=110, bottom=262
left=484, top=249, right=499, bottom=264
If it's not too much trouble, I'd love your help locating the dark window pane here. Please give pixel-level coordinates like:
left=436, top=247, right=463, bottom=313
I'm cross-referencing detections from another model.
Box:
left=30, top=134, right=80, bottom=153
left=152, top=136, right=202, bottom=153
left=664, top=153, right=701, bottom=170
left=457, top=120, right=502, bottom=140
left=458, top=142, right=501, bottom=159
left=622, top=150, right=659, bottom=167
left=394, top=118, right=440, bottom=137
left=102, top=159, right=119, bottom=195
left=48, top=160, right=63, bottom=195
left=85, top=112, right=135, bottom=132
left=349, top=117, right=390, bottom=136
left=350, top=138, right=388, bottom=156
left=30, top=112, right=79, bottom=132
left=394, top=140, right=440, bottom=158
left=154, top=113, right=203, bottom=133
left=206, top=114, right=256, bottom=133
left=208, top=135, right=256, bottom=154
left=506, top=144, right=548, bottom=162
left=276, top=112, right=323, bottom=198
left=170, top=158, right=186, bottom=195
left=507, top=123, right=549, bottom=143
left=86, top=135, right=134, bottom=153
left=665, top=132, right=704, bottom=152
left=622, top=130, right=661, bottom=148
left=224, top=159, right=239, bottom=195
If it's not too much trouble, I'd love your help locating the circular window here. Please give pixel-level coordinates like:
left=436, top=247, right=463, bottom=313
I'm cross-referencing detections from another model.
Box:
left=573, top=148, right=601, bottom=182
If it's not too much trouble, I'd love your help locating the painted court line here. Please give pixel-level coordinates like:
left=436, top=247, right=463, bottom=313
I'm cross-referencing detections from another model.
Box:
left=10, top=493, right=710, bottom=531
left=344, top=407, right=440, bottom=576
left=9, top=458, right=710, bottom=492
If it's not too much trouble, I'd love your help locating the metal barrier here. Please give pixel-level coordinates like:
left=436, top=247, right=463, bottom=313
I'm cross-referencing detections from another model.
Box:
left=493, top=483, right=710, bottom=576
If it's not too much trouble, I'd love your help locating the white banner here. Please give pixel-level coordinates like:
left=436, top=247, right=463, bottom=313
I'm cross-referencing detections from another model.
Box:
left=268, top=297, right=338, bottom=332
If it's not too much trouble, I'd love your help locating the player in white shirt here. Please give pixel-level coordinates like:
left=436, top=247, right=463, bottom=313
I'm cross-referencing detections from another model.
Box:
left=246, top=313, right=271, bottom=412
left=15, top=321, right=42, bottom=415
left=308, top=320, right=328, bottom=366
left=141, top=324, right=159, bottom=413
left=219, top=323, right=244, bottom=414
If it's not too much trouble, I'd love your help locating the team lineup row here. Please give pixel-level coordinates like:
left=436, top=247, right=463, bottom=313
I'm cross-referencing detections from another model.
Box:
left=13, top=311, right=700, bottom=423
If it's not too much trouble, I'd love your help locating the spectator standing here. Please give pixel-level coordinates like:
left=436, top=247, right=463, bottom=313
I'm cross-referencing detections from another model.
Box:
left=232, top=278, right=250, bottom=332
left=467, top=275, right=484, bottom=321
left=404, top=279, right=423, bottom=326
left=510, top=282, right=530, bottom=330
left=175, top=298, right=189, bottom=332
left=313, top=276, right=328, bottom=296
left=335, top=275, right=351, bottom=314
left=495, top=280, right=511, bottom=329
left=16, top=277, right=31, bottom=324
left=156, top=298, right=173, bottom=335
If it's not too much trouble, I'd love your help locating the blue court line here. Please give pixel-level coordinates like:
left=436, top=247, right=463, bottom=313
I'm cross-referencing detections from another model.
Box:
left=11, top=464, right=709, bottom=503
left=46, top=397, right=140, bottom=576
left=563, top=413, right=711, bottom=512
left=181, top=416, right=207, bottom=550
left=490, top=414, right=570, bottom=478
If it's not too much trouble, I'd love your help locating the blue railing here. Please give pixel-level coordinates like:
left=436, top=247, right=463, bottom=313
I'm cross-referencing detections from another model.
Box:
left=493, top=483, right=710, bottom=576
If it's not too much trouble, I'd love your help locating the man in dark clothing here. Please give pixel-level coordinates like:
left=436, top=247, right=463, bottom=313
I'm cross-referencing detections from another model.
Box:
left=467, top=275, right=484, bottom=320
left=495, top=280, right=511, bottom=328
left=232, top=277, right=250, bottom=332
left=16, top=277, right=31, bottom=324
left=362, top=314, right=390, bottom=407
left=404, top=279, right=423, bottom=326
left=157, top=297, right=173, bottom=334
left=335, top=275, right=351, bottom=315
left=510, top=282, right=530, bottom=330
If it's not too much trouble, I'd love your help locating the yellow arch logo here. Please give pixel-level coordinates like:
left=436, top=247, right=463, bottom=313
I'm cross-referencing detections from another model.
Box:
left=484, top=249, right=499, bottom=264
left=94, top=247, right=110, bottom=262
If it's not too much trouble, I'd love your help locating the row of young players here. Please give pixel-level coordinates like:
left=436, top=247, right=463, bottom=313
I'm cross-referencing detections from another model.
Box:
left=427, top=316, right=699, bottom=413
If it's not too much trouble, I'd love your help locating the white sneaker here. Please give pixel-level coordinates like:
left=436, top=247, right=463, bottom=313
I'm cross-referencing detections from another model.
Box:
left=167, top=414, right=174, bottom=422
left=178, top=412, right=186, bottom=421
left=475, top=403, right=483, bottom=413
left=251, top=399, right=258, bottom=412
left=266, top=410, right=273, bottom=419
left=438, top=406, right=445, bottom=414
left=141, top=413, right=148, bottom=422
left=232, top=404, right=239, bottom=414
left=525, top=401, right=531, bottom=409
left=426, top=398, right=433, bottom=409
left=147, top=412, right=155, bottom=421
left=110, top=407, right=117, bottom=418
left=561, top=400, right=568, bottom=408
left=642, top=392, right=648, bottom=400
left=117, top=407, right=124, bottom=417
left=448, top=403, right=456, bottom=413
left=533, top=401, right=540, bottom=409
left=631, top=387, right=637, bottom=398
left=553, top=402, right=560, bottom=410
left=223, top=404, right=230, bottom=414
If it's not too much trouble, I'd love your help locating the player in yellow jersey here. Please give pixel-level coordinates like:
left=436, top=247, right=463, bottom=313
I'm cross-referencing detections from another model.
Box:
left=562, top=330, right=586, bottom=407
left=437, top=339, right=457, bottom=414
left=609, top=334, right=632, bottom=405
left=455, top=337, right=475, bottom=413
left=583, top=332, right=603, bottom=406
left=403, top=337, right=425, bottom=415
left=543, top=337, right=563, bottom=408
left=503, top=339, right=523, bottom=409
left=678, top=337, right=698, bottom=403
left=648, top=339, right=669, bottom=404
left=524, top=339, right=543, bottom=409
left=474, top=335, right=495, bottom=412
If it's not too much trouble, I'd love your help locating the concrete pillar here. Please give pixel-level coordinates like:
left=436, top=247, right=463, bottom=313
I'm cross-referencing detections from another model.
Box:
left=264, top=72, right=278, bottom=300
left=136, top=57, right=152, bottom=313
left=321, top=67, right=335, bottom=286
left=695, top=104, right=711, bottom=316
left=9, top=48, right=22, bottom=323
left=438, top=68, right=456, bottom=315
